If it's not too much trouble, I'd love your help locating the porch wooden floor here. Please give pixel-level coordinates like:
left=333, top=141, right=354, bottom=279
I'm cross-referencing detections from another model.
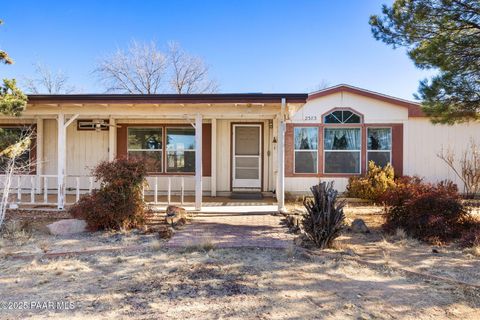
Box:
left=12, top=194, right=278, bottom=213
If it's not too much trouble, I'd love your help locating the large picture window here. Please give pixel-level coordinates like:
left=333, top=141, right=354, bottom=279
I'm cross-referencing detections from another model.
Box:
left=127, top=128, right=163, bottom=173
left=324, top=128, right=361, bottom=174
left=0, top=127, right=33, bottom=173
left=367, top=128, right=391, bottom=168
left=166, top=127, right=195, bottom=173
left=294, top=127, right=318, bottom=173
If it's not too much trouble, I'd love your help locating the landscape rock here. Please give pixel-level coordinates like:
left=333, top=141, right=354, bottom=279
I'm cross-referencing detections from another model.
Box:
left=166, top=205, right=186, bottom=217
left=165, top=205, right=187, bottom=225
left=350, top=219, right=370, bottom=233
left=47, top=219, right=87, bottom=235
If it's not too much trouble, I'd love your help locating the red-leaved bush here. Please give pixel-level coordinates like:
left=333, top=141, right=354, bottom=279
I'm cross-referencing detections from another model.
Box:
left=382, top=177, right=470, bottom=244
left=69, top=158, right=151, bottom=230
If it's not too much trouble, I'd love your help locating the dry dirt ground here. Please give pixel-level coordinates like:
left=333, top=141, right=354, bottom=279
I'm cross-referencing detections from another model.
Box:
left=0, top=207, right=479, bottom=319
left=1, top=248, right=480, bottom=319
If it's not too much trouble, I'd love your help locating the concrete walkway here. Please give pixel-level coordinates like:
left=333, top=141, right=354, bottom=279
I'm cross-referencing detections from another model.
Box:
left=166, top=211, right=295, bottom=249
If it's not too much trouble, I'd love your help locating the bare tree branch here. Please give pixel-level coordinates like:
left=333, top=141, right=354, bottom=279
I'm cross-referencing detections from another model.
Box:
left=23, top=62, right=76, bottom=94
left=437, top=138, right=480, bottom=199
left=0, top=126, right=36, bottom=228
left=94, top=41, right=168, bottom=94
left=168, top=42, right=218, bottom=94
left=94, top=40, right=219, bottom=94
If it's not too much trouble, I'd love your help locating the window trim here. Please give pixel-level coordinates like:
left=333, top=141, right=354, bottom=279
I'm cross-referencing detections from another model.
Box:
left=323, top=126, right=362, bottom=175
left=366, top=127, right=392, bottom=168
left=321, top=107, right=364, bottom=124
left=293, top=126, right=319, bottom=174
left=127, top=126, right=164, bottom=174
left=165, top=126, right=196, bottom=173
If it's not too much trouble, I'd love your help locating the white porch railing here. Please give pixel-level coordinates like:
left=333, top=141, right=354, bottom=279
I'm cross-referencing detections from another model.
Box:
left=0, top=174, right=193, bottom=208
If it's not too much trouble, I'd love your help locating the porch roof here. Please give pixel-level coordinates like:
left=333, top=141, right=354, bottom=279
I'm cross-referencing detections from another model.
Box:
left=27, top=93, right=308, bottom=104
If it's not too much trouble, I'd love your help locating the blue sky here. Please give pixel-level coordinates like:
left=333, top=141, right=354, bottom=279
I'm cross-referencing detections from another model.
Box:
left=0, top=0, right=432, bottom=100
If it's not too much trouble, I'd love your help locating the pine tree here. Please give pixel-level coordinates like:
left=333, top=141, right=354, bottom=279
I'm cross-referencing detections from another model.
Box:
left=370, top=0, right=480, bottom=124
left=0, top=19, right=28, bottom=116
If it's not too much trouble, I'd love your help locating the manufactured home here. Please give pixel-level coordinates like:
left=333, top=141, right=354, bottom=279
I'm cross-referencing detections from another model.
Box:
left=1, top=84, right=479, bottom=211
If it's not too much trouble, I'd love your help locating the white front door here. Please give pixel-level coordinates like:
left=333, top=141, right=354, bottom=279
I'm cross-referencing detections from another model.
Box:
left=232, top=124, right=262, bottom=189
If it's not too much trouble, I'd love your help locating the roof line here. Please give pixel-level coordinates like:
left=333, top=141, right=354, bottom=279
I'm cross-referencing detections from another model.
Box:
left=27, top=93, right=308, bottom=104
left=308, top=84, right=424, bottom=117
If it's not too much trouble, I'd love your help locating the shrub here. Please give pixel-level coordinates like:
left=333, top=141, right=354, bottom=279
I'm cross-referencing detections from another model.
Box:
left=302, top=181, right=346, bottom=249
left=69, top=158, right=151, bottom=230
left=382, top=177, right=470, bottom=244
left=345, top=161, right=396, bottom=203
left=460, top=226, right=480, bottom=248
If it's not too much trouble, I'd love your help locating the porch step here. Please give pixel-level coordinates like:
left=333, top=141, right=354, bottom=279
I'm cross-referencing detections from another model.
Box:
left=230, top=192, right=264, bottom=200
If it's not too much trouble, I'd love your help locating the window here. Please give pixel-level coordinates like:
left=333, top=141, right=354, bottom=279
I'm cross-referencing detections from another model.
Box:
left=0, top=127, right=33, bottom=173
left=127, top=128, right=163, bottom=173
left=166, top=127, right=195, bottom=173
left=324, top=110, right=361, bottom=124
left=367, top=128, right=391, bottom=168
left=324, top=128, right=361, bottom=173
left=294, top=127, right=318, bottom=173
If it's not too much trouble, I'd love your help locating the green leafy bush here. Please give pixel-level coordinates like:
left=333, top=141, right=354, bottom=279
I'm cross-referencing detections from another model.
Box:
left=345, top=161, right=396, bottom=203
left=382, top=177, right=470, bottom=244
left=69, top=158, right=151, bottom=230
left=302, top=181, right=346, bottom=249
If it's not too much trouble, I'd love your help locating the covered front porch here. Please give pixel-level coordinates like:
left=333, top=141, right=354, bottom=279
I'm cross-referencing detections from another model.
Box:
left=1, top=93, right=307, bottom=212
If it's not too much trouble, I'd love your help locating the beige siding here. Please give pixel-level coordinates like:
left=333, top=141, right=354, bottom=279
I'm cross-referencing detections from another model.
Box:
left=43, top=119, right=57, bottom=175
left=292, top=91, right=409, bottom=123
left=216, top=119, right=231, bottom=192
left=66, top=124, right=109, bottom=176
left=41, top=120, right=109, bottom=176
left=405, top=118, right=480, bottom=189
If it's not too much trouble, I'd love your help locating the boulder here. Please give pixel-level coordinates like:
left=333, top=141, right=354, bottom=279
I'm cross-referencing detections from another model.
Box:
left=350, top=219, right=370, bottom=233
left=165, top=205, right=187, bottom=225
left=166, top=205, right=186, bottom=217
left=47, top=219, right=87, bottom=235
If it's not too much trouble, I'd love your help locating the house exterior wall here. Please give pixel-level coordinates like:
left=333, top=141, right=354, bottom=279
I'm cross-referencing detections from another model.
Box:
left=215, top=119, right=273, bottom=193
left=404, top=118, right=480, bottom=189
left=3, top=90, right=480, bottom=198
left=291, top=92, right=409, bottom=123
left=286, top=92, right=409, bottom=194
left=10, top=114, right=277, bottom=194
left=286, top=92, right=480, bottom=195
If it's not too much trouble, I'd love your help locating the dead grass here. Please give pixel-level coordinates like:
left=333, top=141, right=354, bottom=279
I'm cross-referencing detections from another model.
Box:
left=464, top=245, right=480, bottom=257
left=182, top=237, right=216, bottom=252
left=0, top=248, right=479, bottom=319
left=1, top=220, right=32, bottom=245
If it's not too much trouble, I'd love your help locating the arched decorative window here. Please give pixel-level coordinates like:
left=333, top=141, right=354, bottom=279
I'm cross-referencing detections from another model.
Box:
left=324, top=109, right=362, bottom=124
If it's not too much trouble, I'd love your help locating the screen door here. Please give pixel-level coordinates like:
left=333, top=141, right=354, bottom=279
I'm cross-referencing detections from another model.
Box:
left=232, top=124, right=262, bottom=188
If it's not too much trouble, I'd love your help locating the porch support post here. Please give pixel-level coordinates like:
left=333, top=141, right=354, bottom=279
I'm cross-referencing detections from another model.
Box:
left=57, top=113, right=66, bottom=210
left=211, top=118, right=217, bottom=197
left=57, top=114, right=79, bottom=210
left=195, top=113, right=203, bottom=210
left=36, top=118, right=43, bottom=193
left=277, top=98, right=286, bottom=212
left=108, top=117, right=116, bottom=161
